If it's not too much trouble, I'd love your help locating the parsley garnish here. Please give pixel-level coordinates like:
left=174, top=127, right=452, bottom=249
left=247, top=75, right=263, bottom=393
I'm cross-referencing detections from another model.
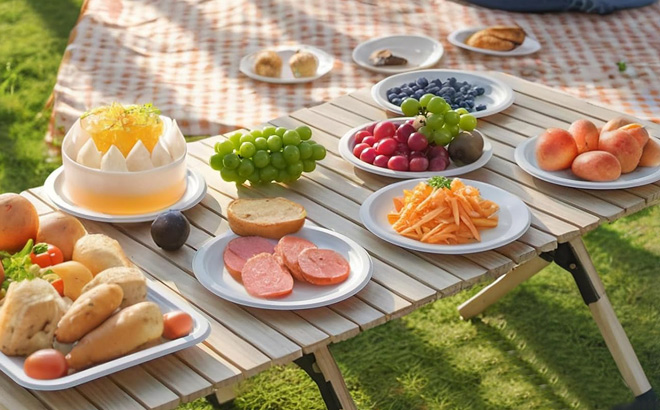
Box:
left=0, top=240, right=38, bottom=291
left=426, top=176, right=452, bottom=189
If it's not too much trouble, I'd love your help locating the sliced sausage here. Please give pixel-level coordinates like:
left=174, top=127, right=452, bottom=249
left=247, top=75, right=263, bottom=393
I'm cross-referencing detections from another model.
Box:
left=223, top=236, right=276, bottom=282
left=241, top=253, right=294, bottom=298
left=275, top=236, right=317, bottom=282
left=298, top=249, right=350, bottom=285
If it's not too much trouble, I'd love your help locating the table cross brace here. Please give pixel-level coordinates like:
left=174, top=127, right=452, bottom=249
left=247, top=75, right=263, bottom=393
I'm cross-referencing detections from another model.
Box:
left=295, top=353, right=343, bottom=410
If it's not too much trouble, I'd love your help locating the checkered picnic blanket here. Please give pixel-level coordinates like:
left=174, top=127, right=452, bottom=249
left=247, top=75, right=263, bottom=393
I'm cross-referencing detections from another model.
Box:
left=49, top=0, right=660, bottom=139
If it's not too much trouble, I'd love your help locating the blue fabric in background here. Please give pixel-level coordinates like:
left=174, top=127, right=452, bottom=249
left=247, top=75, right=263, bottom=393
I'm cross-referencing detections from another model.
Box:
left=465, top=0, right=657, bottom=14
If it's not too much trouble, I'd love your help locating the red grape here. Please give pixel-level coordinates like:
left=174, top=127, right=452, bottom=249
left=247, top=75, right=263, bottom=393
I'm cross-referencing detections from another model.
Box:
left=366, top=123, right=377, bottom=134
left=409, top=157, right=430, bottom=172
left=395, top=123, right=415, bottom=143
left=353, top=142, right=370, bottom=158
left=373, top=154, right=390, bottom=168
left=376, top=138, right=397, bottom=156
left=354, top=131, right=371, bottom=144
left=395, top=142, right=410, bottom=156
left=388, top=155, right=409, bottom=171
left=427, top=145, right=450, bottom=161
left=410, top=151, right=425, bottom=159
left=373, top=121, right=396, bottom=141
left=360, top=147, right=377, bottom=164
left=362, top=136, right=377, bottom=146
left=429, top=156, right=449, bottom=171
left=407, top=132, right=429, bottom=152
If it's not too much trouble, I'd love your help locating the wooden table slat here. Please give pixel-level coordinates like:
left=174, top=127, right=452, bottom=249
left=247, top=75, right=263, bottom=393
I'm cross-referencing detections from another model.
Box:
left=174, top=345, right=243, bottom=388
left=109, top=365, right=180, bottom=410
left=0, top=373, right=48, bottom=410
left=294, top=308, right=361, bottom=343
left=76, top=378, right=145, bottom=410
left=31, top=389, right=98, bottom=410
left=141, top=355, right=214, bottom=403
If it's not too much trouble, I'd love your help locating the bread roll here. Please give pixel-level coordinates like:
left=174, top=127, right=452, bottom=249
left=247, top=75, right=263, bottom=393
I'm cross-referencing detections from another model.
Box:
left=227, top=197, right=306, bottom=239
left=72, top=234, right=131, bottom=276
left=254, top=50, right=282, bottom=78
left=56, top=283, right=124, bottom=343
left=81, top=267, right=147, bottom=308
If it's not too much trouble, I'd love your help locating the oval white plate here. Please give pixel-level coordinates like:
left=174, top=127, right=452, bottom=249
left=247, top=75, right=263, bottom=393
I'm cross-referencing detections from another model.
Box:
left=448, top=27, right=541, bottom=57
left=338, top=118, right=493, bottom=179
left=352, top=34, right=444, bottom=74
left=240, top=45, right=334, bottom=84
left=515, top=137, right=660, bottom=189
left=360, top=178, right=530, bottom=254
left=193, top=226, right=373, bottom=310
left=44, top=166, right=207, bottom=223
left=371, top=69, right=515, bottom=118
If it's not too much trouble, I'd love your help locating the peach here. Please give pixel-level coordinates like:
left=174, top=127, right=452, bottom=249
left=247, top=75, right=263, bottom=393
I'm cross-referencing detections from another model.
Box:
left=601, top=117, right=632, bottom=133
left=598, top=129, right=643, bottom=173
left=568, top=119, right=599, bottom=154
left=571, top=151, right=621, bottom=182
left=619, top=123, right=649, bottom=148
left=639, top=137, right=660, bottom=167
left=535, top=128, right=578, bottom=171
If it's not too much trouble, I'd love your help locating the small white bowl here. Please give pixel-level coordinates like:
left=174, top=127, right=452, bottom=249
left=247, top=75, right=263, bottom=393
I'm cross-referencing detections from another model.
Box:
left=448, top=27, right=541, bottom=57
left=352, top=34, right=444, bottom=74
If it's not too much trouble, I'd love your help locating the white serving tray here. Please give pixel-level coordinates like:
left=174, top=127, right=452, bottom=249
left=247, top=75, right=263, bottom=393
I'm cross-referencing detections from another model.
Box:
left=0, top=278, right=211, bottom=391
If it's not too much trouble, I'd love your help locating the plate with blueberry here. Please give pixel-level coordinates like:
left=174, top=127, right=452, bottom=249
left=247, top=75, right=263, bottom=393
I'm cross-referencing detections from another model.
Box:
left=371, top=69, right=515, bottom=118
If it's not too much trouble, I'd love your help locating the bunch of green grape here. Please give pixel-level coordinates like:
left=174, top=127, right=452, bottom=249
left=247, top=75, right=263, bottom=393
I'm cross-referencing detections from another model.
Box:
left=400, top=94, right=478, bottom=146
left=209, top=125, right=326, bottom=184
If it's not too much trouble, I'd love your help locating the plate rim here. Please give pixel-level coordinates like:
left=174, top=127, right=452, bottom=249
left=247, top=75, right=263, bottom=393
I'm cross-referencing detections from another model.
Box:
left=370, top=69, right=515, bottom=118
left=239, top=44, right=334, bottom=84
left=192, top=225, right=374, bottom=310
left=44, top=166, right=207, bottom=223
left=338, top=117, right=493, bottom=179
left=514, top=137, right=660, bottom=189
left=352, top=34, right=445, bottom=74
left=447, top=26, right=541, bottom=57
left=359, top=178, right=531, bottom=254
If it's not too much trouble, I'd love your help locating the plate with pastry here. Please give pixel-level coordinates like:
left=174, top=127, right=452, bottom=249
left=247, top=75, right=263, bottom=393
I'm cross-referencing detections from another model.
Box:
left=352, top=34, right=444, bottom=74
left=239, top=45, right=334, bottom=84
left=448, top=25, right=541, bottom=56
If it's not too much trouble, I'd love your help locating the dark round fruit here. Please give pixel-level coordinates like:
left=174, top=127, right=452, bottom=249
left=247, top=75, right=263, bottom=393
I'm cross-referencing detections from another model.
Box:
left=151, top=210, right=191, bottom=251
left=448, top=130, right=485, bottom=165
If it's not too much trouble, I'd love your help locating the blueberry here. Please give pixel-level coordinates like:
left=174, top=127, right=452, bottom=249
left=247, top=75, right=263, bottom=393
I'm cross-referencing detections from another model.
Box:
left=392, top=98, right=402, bottom=106
left=408, top=82, right=416, bottom=87
left=411, top=85, right=420, bottom=92
left=476, top=104, right=487, bottom=111
left=448, top=77, right=457, bottom=84
left=426, top=87, right=439, bottom=94
left=441, top=86, right=455, bottom=95
left=392, top=87, right=401, bottom=94
left=416, top=77, right=429, bottom=88
left=413, top=90, right=424, bottom=99
left=398, top=92, right=407, bottom=99
left=387, top=93, right=397, bottom=102
left=476, top=87, right=485, bottom=95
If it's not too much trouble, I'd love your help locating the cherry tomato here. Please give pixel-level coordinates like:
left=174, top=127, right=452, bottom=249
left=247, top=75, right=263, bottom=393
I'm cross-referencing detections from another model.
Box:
left=50, top=278, right=64, bottom=297
left=30, top=244, right=64, bottom=268
left=162, top=311, right=193, bottom=340
left=24, top=349, right=68, bottom=380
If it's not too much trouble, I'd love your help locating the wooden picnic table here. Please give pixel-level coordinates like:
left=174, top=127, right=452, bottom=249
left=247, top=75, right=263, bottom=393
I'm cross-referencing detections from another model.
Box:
left=8, top=72, right=660, bottom=410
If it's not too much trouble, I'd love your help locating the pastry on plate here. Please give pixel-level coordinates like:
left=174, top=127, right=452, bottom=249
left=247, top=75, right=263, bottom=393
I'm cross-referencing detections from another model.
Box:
left=369, top=49, right=408, bottom=66
left=254, top=50, right=283, bottom=78
left=466, top=26, right=526, bottom=51
left=289, top=50, right=318, bottom=78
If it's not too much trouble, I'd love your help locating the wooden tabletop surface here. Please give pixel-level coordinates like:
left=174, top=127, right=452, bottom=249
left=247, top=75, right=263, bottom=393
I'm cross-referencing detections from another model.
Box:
left=7, top=72, right=660, bottom=410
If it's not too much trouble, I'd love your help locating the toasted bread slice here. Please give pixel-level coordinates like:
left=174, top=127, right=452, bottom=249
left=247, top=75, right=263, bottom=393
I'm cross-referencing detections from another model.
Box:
left=466, top=32, right=516, bottom=51
left=227, top=197, right=306, bottom=239
left=482, top=26, right=526, bottom=45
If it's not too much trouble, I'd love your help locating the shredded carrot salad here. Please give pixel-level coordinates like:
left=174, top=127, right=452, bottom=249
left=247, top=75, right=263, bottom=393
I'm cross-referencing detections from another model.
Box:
left=387, top=178, right=499, bottom=244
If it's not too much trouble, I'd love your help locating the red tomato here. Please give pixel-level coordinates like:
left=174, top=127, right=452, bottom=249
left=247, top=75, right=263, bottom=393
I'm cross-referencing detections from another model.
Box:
left=24, top=349, right=68, bottom=380
left=162, top=311, right=194, bottom=340
left=30, top=244, right=64, bottom=268
left=50, top=278, right=64, bottom=297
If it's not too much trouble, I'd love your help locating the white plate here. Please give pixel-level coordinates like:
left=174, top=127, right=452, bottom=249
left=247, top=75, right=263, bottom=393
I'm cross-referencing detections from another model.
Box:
left=360, top=178, right=531, bottom=254
left=371, top=69, right=515, bottom=118
left=338, top=118, right=493, bottom=179
left=447, top=27, right=541, bottom=57
left=0, top=278, right=211, bottom=391
left=44, top=166, right=207, bottom=223
left=352, top=34, right=444, bottom=74
left=193, top=226, right=373, bottom=310
left=515, top=137, right=660, bottom=189
left=239, top=45, right=334, bottom=84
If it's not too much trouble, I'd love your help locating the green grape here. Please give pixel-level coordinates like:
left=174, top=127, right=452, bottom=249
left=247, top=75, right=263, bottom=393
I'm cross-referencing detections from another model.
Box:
left=432, top=129, right=452, bottom=146
left=426, top=97, right=449, bottom=114
left=220, top=167, right=238, bottom=182
left=246, top=169, right=260, bottom=183
left=239, top=142, right=256, bottom=158
left=298, top=142, right=313, bottom=160
left=444, top=111, right=460, bottom=126
left=302, top=159, right=316, bottom=173
left=216, top=140, right=235, bottom=156
left=283, top=145, right=301, bottom=164
left=425, top=113, right=445, bottom=129
left=307, top=140, right=317, bottom=145
left=271, top=152, right=287, bottom=169
left=253, top=150, right=270, bottom=168
left=443, top=124, right=460, bottom=137
left=254, top=137, right=269, bottom=151
left=459, top=114, right=477, bottom=131
left=419, top=93, right=435, bottom=108
left=400, top=98, right=421, bottom=117
left=311, top=144, right=326, bottom=161
left=418, top=125, right=432, bottom=138
left=235, top=177, right=247, bottom=186
left=262, top=126, right=277, bottom=137
left=275, top=169, right=289, bottom=182
left=267, top=135, right=283, bottom=152
left=209, top=154, right=224, bottom=170
left=237, top=158, right=255, bottom=177
left=287, top=161, right=304, bottom=177
left=455, top=107, right=469, bottom=115
left=282, top=130, right=301, bottom=146
left=296, top=125, right=312, bottom=141
left=222, top=153, right=240, bottom=169
left=250, top=129, right=263, bottom=139
left=275, top=127, right=287, bottom=137
left=239, top=134, right=255, bottom=144
left=260, top=165, right=277, bottom=182
left=228, top=132, right=242, bottom=147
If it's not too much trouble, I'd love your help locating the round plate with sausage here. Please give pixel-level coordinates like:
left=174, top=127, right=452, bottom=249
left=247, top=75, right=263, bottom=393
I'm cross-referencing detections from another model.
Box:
left=192, top=226, right=373, bottom=310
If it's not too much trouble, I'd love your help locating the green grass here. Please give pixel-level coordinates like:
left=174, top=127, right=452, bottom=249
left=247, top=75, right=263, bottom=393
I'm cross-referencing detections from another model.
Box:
left=1, top=1, right=659, bottom=409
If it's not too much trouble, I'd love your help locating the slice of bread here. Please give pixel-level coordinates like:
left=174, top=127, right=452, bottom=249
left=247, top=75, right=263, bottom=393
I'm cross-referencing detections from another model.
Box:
left=227, top=197, right=306, bottom=239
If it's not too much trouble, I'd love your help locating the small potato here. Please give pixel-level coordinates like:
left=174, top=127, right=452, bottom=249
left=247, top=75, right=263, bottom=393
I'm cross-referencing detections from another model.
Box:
left=37, top=212, right=87, bottom=261
left=73, top=234, right=131, bottom=276
left=49, top=261, right=93, bottom=301
left=571, top=151, right=621, bottom=181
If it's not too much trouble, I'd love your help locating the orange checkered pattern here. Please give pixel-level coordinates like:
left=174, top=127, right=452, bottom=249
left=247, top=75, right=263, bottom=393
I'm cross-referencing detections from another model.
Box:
left=50, top=0, right=660, bottom=138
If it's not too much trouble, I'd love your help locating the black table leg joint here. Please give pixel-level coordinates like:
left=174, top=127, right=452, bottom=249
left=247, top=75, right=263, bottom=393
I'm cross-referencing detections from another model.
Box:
left=295, top=353, right=343, bottom=410
left=541, top=243, right=601, bottom=305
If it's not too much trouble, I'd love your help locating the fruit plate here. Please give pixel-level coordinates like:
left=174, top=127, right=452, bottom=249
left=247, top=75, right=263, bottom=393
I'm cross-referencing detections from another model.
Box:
left=239, top=45, right=334, bottom=84
left=371, top=69, right=515, bottom=118
left=44, top=166, right=207, bottom=223
left=338, top=118, right=493, bottom=179
left=360, top=178, right=531, bottom=254
left=192, top=225, right=373, bottom=310
left=352, top=34, right=444, bottom=74
left=515, top=137, right=660, bottom=189
left=0, top=278, right=211, bottom=391
left=447, top=27, right=541, bottom=57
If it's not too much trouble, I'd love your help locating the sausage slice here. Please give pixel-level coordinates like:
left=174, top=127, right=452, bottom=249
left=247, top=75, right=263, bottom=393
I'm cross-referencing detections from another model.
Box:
left=241, top=253, right=293, bottom=298
left=223, top=236, right=276, bottom=282
left=275, top=236, right=317, bottom=282
left=298, top=249, right=350, bottom=285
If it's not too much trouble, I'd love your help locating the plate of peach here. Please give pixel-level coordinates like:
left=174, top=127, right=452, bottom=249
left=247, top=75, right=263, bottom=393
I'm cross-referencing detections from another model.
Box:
left=515, top=117, right=660, bottom=189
